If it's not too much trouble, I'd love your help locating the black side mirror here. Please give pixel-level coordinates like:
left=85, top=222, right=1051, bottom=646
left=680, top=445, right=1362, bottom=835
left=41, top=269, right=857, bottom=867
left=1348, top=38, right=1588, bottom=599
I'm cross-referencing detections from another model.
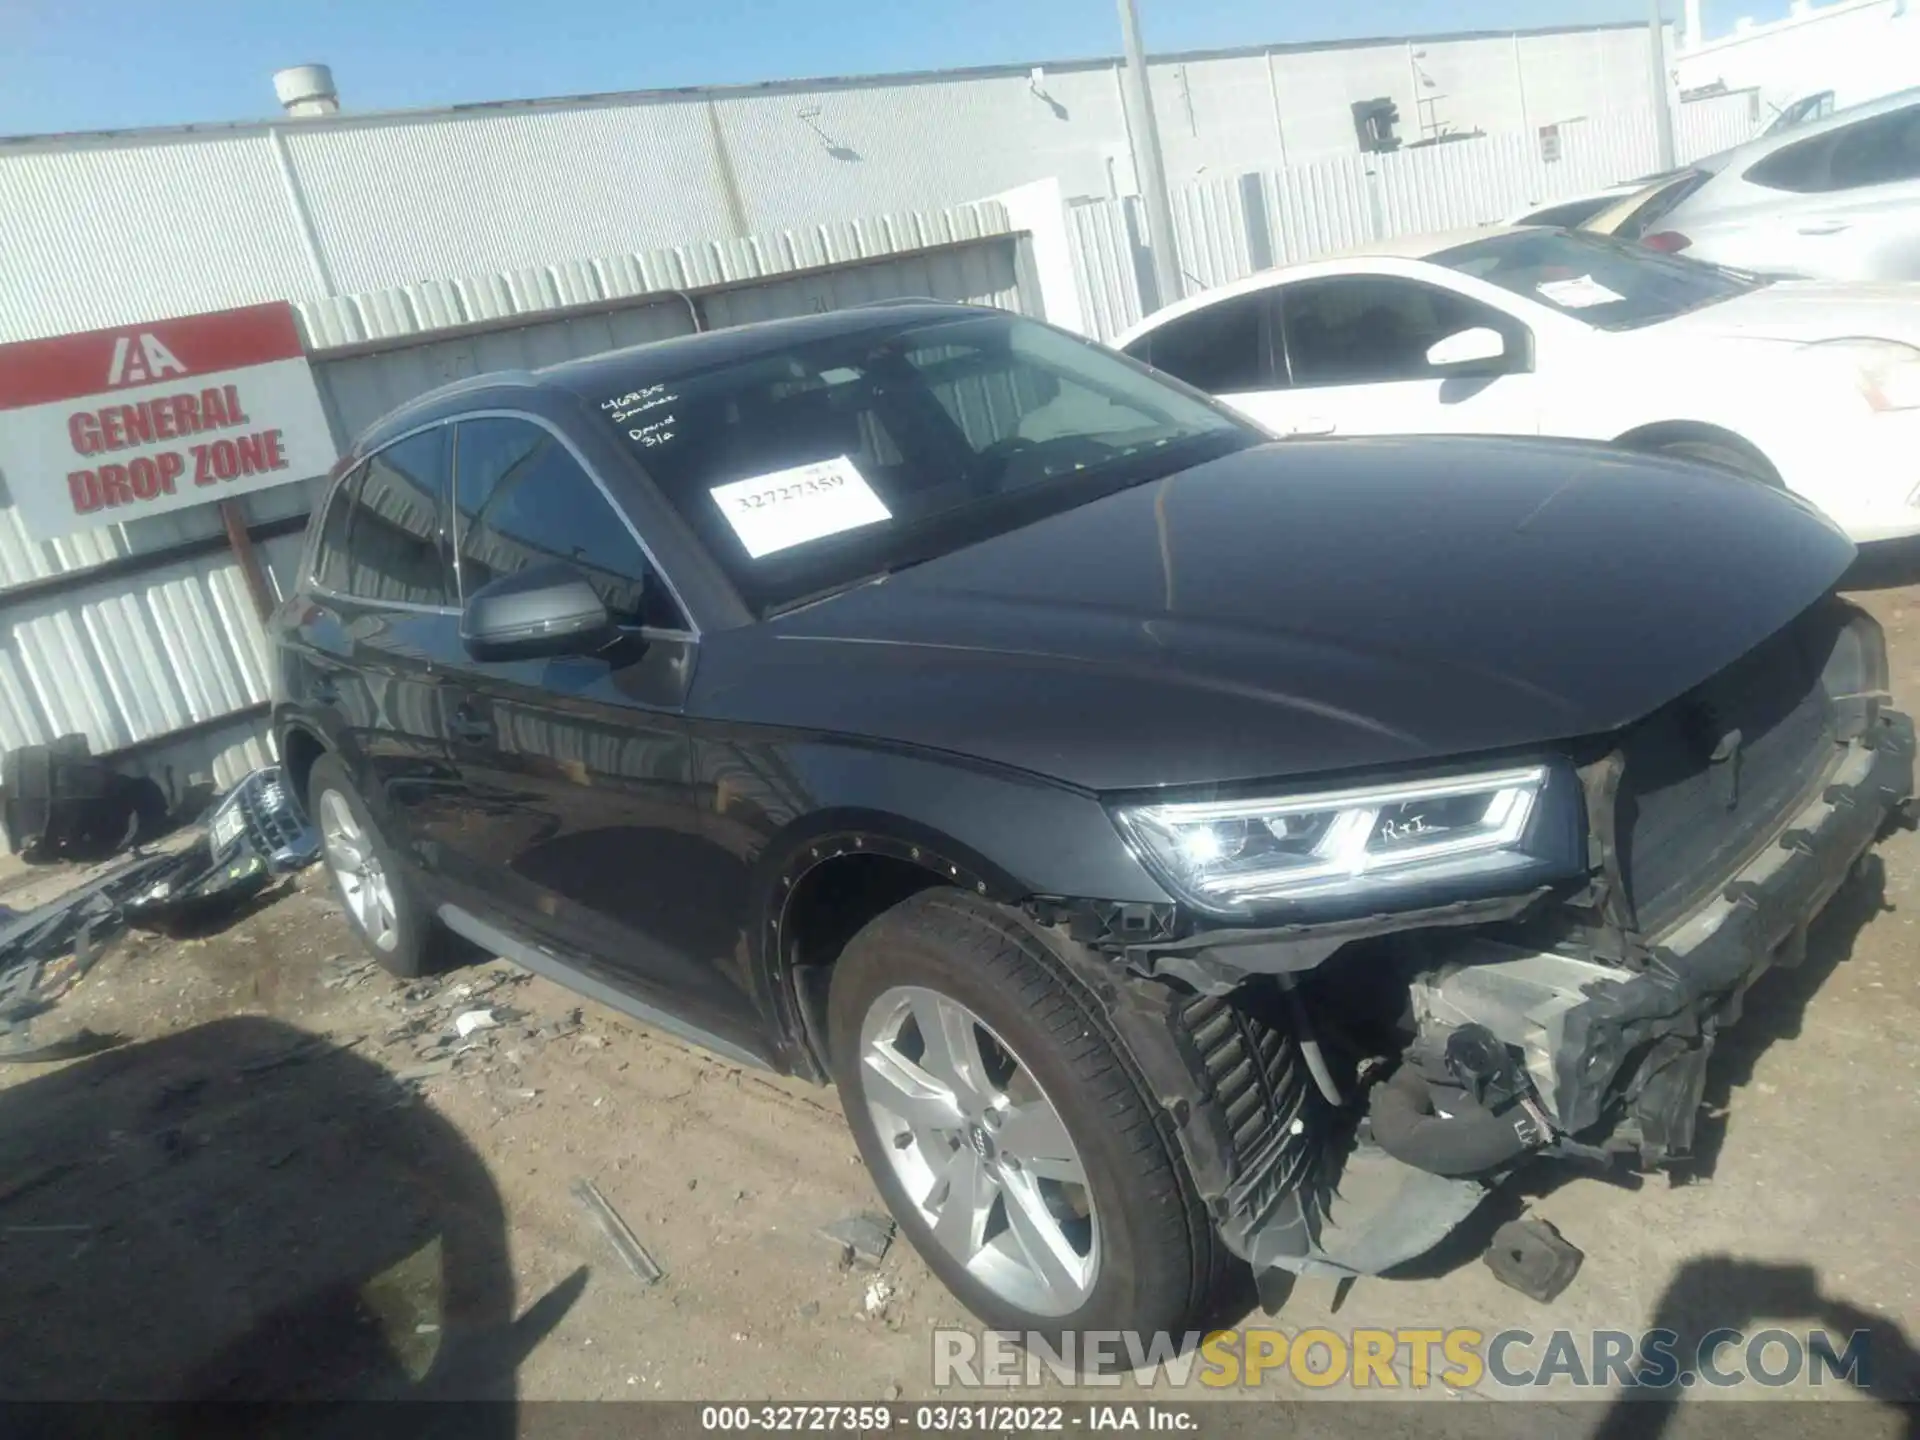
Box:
left=460, top=562, right=615, bottom=663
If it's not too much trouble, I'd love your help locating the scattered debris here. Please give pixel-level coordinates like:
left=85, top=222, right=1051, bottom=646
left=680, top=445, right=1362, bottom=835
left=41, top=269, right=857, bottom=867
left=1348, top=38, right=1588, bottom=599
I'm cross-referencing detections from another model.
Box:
left=820, top=1212, right=896, bottom=1269
left=862, top=1278, right=894, bottom=1316
left=571, top=1177, right=665, bottom=1285
left=454, top=1008, right=498, bottom=1039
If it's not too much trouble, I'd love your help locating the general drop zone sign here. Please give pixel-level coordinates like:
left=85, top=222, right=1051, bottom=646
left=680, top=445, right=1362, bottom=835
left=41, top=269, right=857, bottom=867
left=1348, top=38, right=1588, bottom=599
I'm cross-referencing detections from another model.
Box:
left=0, top=302, right=337, bottom=539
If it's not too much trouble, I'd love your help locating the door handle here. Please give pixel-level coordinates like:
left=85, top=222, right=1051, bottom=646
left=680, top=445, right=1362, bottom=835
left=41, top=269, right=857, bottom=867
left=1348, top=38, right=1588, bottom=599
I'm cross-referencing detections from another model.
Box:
left=1797, top=220, right=1849, bottom=235
left=1287, top=418, right=1338, bottom=437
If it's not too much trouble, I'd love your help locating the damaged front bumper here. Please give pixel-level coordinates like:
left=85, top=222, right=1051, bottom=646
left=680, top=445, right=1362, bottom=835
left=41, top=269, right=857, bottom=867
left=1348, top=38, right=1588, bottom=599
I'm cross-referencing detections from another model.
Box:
left=1059, top=711, right=1914, bottom=1282
left=1540, top=707, right=1913, bottom=1157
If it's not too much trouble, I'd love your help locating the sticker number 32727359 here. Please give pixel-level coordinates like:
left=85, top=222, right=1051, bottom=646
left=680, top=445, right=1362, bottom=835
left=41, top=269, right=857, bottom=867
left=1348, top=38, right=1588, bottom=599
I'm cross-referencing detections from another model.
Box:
left=708, top=456, right=892, bottom=559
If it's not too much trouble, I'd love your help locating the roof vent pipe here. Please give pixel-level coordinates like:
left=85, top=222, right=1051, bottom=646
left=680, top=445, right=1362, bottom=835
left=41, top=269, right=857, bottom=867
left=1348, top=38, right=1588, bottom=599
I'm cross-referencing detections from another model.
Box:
left=273, top=64, right=340, bottom=117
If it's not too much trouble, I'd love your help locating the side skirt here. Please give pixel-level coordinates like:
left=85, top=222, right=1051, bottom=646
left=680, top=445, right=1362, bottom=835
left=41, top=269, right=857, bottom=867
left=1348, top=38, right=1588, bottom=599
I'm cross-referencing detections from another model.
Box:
left=436, top=903, right=775, bottom=1073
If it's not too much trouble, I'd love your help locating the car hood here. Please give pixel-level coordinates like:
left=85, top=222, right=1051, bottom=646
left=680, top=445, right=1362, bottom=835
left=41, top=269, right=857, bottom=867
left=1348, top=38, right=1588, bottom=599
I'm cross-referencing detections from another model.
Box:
left=1659, top=280, right=1920, bottom=347
left=690, top=438, right=1852, bottom=793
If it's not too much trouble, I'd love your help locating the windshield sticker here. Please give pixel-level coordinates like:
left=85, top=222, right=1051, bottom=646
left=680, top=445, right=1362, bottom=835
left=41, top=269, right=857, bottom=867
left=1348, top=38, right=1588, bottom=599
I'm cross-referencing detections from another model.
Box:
left=1535, top=275, right=1625, bottom=309
left=709, top=455, right=891, bottom=559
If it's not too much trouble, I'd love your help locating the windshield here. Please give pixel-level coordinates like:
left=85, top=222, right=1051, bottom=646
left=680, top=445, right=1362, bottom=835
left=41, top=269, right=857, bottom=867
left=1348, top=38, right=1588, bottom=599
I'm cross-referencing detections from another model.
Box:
left=599, top=312, right=1256, bottom=614
left=1430, top=229, right=1761, bottom=330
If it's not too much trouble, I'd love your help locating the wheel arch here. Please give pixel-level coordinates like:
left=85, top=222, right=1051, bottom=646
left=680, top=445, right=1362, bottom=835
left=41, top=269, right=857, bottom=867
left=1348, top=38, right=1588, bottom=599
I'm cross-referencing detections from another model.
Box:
left=1613, top=419, right=1784, bottom=485
left=763, top=813, right=1027, bottom=1081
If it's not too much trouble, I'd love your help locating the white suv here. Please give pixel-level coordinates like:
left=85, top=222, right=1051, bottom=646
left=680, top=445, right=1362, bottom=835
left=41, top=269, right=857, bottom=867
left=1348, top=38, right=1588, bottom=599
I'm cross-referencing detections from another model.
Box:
left=1601, top=89, right=1920, bottom=281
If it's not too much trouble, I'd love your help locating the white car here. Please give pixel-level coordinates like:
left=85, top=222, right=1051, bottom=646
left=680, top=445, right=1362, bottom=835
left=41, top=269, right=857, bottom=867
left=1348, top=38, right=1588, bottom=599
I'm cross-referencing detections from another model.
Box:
left=1587, top=90, right=1920, bottom=281
left=1112, top=226, right=1920, bottom=542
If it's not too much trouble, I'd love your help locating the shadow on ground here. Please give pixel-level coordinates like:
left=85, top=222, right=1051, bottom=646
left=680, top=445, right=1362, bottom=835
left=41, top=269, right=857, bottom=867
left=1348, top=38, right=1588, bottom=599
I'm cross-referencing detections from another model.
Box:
left=0, top=1015, right=582, bottom=1430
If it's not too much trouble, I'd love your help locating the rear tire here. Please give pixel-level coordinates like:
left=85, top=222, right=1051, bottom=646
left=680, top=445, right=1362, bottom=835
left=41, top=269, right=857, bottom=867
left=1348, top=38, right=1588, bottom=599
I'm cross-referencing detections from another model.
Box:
left=307, top=752, right=445, bottom=979
left=828, top=889, right=1221, bottom=1355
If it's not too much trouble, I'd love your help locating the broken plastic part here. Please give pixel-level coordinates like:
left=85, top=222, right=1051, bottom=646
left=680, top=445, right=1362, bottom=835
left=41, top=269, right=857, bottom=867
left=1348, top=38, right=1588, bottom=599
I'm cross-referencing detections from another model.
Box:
left=1483, top=1216, right=1583, bottom=1303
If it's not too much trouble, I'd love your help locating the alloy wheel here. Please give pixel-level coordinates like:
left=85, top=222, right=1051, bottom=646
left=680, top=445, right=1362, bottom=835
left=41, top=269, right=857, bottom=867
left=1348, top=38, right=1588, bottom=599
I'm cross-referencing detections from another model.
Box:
left=318, top=789, right=398, bottom=953
left=858, top=985, right=1098, bottom=1317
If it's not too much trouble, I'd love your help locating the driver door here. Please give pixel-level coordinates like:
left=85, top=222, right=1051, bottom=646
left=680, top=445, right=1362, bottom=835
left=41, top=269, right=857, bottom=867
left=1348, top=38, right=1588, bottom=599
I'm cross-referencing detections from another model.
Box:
left=1269, top=275, right=1542, bottom=439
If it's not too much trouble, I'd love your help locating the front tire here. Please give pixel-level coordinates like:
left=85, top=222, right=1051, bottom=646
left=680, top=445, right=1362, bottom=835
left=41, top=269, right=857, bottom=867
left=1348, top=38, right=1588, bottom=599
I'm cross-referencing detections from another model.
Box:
left=1649, top=435, right=1779, bottom=485
left=828, top=890, right=1221, bottom=1351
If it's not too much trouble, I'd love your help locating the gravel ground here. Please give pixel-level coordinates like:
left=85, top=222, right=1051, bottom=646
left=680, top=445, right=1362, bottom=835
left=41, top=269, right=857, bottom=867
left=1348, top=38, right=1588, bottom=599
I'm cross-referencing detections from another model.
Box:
left=1, top=574, right=1917, bottom=1428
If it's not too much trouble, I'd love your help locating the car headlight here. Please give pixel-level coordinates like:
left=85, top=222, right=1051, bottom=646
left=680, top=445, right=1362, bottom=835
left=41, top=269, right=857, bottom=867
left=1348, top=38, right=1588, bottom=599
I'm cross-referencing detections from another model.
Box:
left=1804, top=338, right=1920, bottom=412
left=1112, top=764, right=1574, bottom=918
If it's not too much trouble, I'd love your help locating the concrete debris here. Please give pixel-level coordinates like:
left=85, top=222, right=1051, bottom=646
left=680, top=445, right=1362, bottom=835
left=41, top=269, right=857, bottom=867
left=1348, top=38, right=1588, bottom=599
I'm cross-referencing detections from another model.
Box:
left=862, top=1278, right=894, bottom=1315
left=571, top=1177, right=664, bottom=1285
left=820, top=1212, right=896, bottom=1268
left=453, top=1008, right=497, bottom=1038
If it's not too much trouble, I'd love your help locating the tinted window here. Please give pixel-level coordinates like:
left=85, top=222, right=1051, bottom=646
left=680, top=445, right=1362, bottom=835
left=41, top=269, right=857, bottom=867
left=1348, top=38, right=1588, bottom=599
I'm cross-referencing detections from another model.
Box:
left=594, top=311, right=1252, bottom=615
left=1747, top=102, right=1920, bottom=192
left=311, top=465, right=364, bottom=595
left=1127, top=295, right=1270, bottom=392
left=454, top=416, right=680, bottom=629
left=1281, top=277, right=1507, bottom=386
left=333, top=429, right=450, bottom=606
left=1433, top=229, right=1760, bottom=330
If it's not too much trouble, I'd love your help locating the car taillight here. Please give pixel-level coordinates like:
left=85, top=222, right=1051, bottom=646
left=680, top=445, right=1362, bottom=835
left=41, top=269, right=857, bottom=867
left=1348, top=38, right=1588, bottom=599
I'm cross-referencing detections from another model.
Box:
left=1642, top=231, right=1692, bottom=253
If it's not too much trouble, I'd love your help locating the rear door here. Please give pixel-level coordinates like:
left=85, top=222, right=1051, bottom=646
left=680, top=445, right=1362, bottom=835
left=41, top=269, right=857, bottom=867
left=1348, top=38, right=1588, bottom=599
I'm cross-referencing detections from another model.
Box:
left=297, top=427, right=463, bottom=867
left=1272, top=274, right=1542, bottom=438
left=430, top=414, right=761, bottom=1053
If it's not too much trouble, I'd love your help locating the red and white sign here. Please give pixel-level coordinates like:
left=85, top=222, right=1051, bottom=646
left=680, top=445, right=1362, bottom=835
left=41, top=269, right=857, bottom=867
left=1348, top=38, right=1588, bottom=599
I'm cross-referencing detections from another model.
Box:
left=0, top=302, right=337, bottom=539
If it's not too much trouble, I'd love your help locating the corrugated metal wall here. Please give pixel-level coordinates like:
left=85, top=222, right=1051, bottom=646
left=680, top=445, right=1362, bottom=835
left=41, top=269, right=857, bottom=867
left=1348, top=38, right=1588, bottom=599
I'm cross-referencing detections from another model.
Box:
left=0, top=23, right=1666, bottom=347
left=0, top=224, right=1030, bottom=799
left=1070, top=91, right=1760, bottom=339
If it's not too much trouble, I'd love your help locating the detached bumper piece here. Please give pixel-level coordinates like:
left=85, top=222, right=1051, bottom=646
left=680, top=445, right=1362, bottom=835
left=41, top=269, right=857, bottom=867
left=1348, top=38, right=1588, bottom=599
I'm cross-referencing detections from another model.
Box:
left=0, top=766, right=320, bottom=1059
left=1557, top=711, right=1914, bottom=1161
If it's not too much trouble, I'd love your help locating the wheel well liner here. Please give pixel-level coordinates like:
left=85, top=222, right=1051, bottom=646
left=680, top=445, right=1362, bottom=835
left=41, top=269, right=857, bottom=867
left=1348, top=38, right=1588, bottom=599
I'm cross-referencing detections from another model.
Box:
left=772, top=829, right=1008, bottom=1079
left=279, top=724, right=327, bottom=813
left=1614, top=421, right=1782, bottom=484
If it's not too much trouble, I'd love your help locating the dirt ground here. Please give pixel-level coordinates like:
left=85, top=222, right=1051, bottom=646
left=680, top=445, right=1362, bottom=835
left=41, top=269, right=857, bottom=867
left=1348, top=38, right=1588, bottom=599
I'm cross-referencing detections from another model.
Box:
left=3, top=572, right=1920, bottom=1423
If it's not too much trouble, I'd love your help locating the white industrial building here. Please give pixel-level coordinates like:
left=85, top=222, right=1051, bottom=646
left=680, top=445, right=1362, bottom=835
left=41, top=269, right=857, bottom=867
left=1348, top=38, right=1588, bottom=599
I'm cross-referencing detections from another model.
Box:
left=1676, top=0, right=1919, bottom=122
left=0, top=20, right=1669, bottom=345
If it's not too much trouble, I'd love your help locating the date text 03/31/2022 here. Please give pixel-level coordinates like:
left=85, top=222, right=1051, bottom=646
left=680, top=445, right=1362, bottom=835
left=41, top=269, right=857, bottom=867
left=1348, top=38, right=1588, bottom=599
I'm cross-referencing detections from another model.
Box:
left=698, top=1405, right=1199, bottom=1431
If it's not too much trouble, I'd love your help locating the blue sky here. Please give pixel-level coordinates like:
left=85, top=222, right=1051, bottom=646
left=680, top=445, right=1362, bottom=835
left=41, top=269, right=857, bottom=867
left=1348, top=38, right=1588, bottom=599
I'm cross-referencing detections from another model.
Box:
left=1, top=0, right=1787, bottom=136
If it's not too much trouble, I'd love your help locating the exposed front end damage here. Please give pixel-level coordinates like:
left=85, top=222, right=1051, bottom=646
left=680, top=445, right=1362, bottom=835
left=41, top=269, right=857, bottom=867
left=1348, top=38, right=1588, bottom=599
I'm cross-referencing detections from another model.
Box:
left=1033, top=598, right=1915, bottom=1282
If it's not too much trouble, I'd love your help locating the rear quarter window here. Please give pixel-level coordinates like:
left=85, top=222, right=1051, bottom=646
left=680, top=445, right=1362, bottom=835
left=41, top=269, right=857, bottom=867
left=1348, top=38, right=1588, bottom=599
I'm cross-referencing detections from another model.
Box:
left=1746, top=102, right=1920, bottom=193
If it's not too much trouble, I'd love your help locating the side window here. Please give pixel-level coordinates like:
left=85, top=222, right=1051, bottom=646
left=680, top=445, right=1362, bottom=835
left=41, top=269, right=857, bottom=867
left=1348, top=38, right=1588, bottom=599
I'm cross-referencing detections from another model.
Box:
left=1281, top=277, right=1507, bottom=388
left=1748, top=105, right=1920, bottom=193
left=1829, top=105, right=1920, bottom=190
left=335, top=429, right=451, bottom=606
left=311, top=464, right=365, bottom=595
left=1127, top=294, right=1271, bottom=394
left=454, top=416, right=683, bottom=630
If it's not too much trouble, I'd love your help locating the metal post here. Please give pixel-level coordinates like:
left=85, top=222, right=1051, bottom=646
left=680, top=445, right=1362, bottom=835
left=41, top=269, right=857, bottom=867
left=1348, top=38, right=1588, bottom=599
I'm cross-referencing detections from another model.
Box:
left=1116, top=0, right=1183, bottom=310
left=1649, top=0, right=1677, bottom=170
